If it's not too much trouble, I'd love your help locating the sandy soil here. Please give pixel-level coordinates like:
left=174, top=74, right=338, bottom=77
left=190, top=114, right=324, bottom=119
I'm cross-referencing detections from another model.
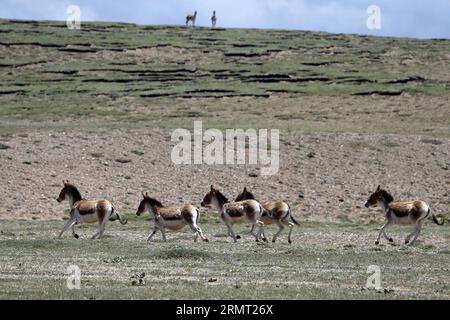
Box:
left=0, top=128, right=449, bottom=222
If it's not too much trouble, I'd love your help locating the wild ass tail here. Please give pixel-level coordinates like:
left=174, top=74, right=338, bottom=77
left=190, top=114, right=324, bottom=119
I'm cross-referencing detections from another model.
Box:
left=429, top=208, right=444, bottom=225
left=288, top=205, right=300, bottom=225
left=110, top=206, right=128, bottom=225
left=196, top=208, right=200, bottom=224
left=259, top=204, right=268, bottom=218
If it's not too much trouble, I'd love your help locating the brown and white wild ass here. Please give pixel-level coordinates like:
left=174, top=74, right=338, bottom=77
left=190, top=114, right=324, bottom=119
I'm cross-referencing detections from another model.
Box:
left=201, top=185, right=266, bottom=242
left=56, top=180, right=127, bottom=239
left=365, top=185, right=444, bottom=245
left=211, top=11, right=217, bottom=28
left=136, top=192, right=208, bottom=242
left=235, top=187, right=299, bottom=244
left=186, top=11, right=197, bottom=27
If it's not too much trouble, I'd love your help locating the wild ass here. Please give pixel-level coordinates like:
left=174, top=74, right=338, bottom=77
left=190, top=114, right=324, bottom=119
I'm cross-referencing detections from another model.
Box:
left=201, top=185, right=266, bottom=242
left=211, top=11, right=217, bottom=28
left=365, top=185, right=444, bottom=245
left=56, top=180, right=127, bottom=239
left=235, top=187, right=299, bottom=244
left=136, top=192, right=208, bottom=242
left=186, top=11, right=197, bottom=27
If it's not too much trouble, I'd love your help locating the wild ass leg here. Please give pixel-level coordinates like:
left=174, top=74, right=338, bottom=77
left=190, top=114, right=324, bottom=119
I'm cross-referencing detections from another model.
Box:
left=96, top=219, right=108, bottom=239
left=193, top=226, right=199, bottom=242
left=408, top=226, right=422, bottom=245
left=91, top=217, right=107, bottom=240
left=154, top=218, right=167, bottom=241
left=376, top=222, right=392, bottom=245
left=160, top=227, right=167, bottom=241
left=249, top=224, right=264, bottom=240
left=254, top=220, right=267, bottom=242
left=230, top=230, right=241, bottom=239
left=147, top=226, right=158, bottom=242
left=56, top=218, right=77, bottom=239
left=406, top=222, right=423, bottom=245
left=382, top=229, right=394, bottom=243
left=287, top=222, right=294, bottom=244
left=224, top=221, right=238, bottom=242
left=261, top=227, right=267, bottom=241
left=272, top=220, right=285, bottom=243
left=190, top=223, right=208, bottom=242
left=71, top=224, right=79, bottom=239
left=405, top=226, right=415, bottom=245
left=249, top=224, right=256, bottom=236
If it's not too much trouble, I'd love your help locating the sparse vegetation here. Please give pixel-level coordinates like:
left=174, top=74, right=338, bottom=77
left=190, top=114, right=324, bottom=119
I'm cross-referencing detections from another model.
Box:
left=0, top=219, right=449, bottom=299
left=0, top=19, right=449, bottom=136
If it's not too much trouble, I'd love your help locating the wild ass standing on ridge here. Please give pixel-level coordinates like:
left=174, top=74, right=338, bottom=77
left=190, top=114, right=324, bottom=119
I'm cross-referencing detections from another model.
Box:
left=365, top=185, right=444, bottom=245
left=56, top=180, right=127, bottom=239
left=235, top=187, right=299, bottom=244
left=186, top=11, right=197, bottom=27
left=211, top=10, right=217, bottom=28
left=201, top=185, right=266, bottom=242
left=136, top=192, right=208, bottom=242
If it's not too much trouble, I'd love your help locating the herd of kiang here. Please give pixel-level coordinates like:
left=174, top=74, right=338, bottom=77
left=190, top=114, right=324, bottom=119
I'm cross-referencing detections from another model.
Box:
left=56, top=181, right=444, bottom=246
left=186, top=10, right=217, bottom=28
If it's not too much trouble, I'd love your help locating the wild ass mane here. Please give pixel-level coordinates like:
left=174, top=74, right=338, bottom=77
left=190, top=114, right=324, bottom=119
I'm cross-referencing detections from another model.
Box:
left=214, top=189, right=229, bottom=204
left=379, top=189, right=394, bottom=203
left=65, top=183, right=83, bottom=202
left=236, top=187, right=256, bottom=202
left=144, top=196, right=165, bottom=208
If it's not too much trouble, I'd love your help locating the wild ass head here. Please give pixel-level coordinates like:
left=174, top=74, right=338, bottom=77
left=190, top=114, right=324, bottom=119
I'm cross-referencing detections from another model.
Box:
left=201, top=185, right=228, bottom=209
left=57, top=180, right=82, bottom=203
left=136, top=192, right=164, bottom=216
left=234, top=187, right=256, bottom=202
left=364, top=185, right=394, bottom=208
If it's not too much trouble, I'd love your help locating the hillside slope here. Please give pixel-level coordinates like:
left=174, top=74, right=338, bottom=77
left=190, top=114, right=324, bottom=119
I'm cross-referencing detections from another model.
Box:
left=0, top=19, right=449, bottom=135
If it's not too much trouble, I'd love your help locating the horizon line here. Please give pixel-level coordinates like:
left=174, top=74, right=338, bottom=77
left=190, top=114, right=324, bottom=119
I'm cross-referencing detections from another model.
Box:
left=1, top=17, right=449, bottom=41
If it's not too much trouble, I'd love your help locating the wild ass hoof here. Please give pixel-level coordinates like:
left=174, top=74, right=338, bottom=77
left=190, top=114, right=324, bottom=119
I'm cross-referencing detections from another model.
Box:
left=388, top=238, right=393, bottom=243
left=204, top=238, right=209, bottom=242
left=236, top=235, right=241, bottom=240
left=375, top=241, right=379, bottom=245
left=262, top=238, right=268, bottom=243
left=405, top=240, right=409, bottom=245
left=74, top=234, right=79, bottom=239
left=272, top=239, right=276, bottom=243
left=288, top=240, right=292, bottom=245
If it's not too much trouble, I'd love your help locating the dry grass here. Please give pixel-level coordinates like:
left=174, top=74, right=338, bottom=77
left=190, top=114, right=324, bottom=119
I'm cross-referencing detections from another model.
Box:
left=0, top=218, right=449, bottom=299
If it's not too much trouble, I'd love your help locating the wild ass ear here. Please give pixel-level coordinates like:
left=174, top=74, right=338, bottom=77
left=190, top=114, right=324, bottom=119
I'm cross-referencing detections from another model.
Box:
left=243, top=187, right=247, bottom=192
left=376, top=185, right=381, bottom=191
left=210, top=185, right=215, bottom=191
left=141, top=191, right=145, bottom=199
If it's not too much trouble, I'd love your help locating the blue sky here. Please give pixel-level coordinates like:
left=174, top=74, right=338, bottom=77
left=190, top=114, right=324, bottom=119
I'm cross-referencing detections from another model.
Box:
left=1, top=0, right=449, bottom=39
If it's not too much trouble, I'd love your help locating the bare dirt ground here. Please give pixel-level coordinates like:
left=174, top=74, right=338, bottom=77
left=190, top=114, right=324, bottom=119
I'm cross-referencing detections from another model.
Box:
left=1, top=127, right=449, bottom=223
